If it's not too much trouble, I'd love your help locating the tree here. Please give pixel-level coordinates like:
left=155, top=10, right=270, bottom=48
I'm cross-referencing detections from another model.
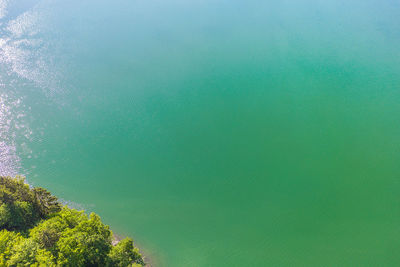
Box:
left=30, top=216, right=66, bottom=252
left=0, top=230, right=24, bottom=265
left=7, top=238, right=54, bottom=266
left=33, top=187, right=62, bottom=217
left=0, top=176, right=61, bottom=231
left=0, top=177, right=145, bottom=266
left=0, top=176, right=33, bottom=204
left=57, top=213, right=112, bottom=266
left=108, top=238, right=144, bottom=266
left=0, top=201, right=38, bottom=231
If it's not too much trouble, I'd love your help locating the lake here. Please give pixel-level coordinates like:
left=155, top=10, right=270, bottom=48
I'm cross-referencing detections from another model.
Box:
left=1, top=0, right=400, bottom=265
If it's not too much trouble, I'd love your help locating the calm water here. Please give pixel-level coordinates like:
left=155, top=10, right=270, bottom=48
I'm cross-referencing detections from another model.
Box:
left=1, top=0, right=400, bottom=265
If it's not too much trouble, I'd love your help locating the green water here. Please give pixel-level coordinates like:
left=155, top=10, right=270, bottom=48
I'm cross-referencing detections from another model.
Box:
left=1, top=0, right=400, bottom=265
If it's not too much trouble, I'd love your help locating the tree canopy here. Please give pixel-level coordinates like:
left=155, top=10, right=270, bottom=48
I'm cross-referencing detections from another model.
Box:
left=0, top=176, right=144, bottom=266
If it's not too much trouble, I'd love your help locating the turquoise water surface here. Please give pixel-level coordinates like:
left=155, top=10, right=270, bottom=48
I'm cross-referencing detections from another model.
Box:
left=1, top=0, right=400, bottom=266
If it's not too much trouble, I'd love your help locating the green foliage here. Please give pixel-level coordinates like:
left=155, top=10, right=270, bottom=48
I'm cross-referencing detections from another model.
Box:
left=0, top=176, right=31, bottom=204
left=0, top=201, right=38, bottom=231
left=0, top=176, right=62, bottom=232
left=30, top=217, right=65, bottom=252
left=0, top=176, right=145, bottom=266
left=56, top=212, right=112, bottom=266
left=8, top=238, right=55, bottom=266
left=0, top=230, right=24, bottom=265
left=32, top=187, right=62, bottom=217
left=108, top=238, right=144, bottom=267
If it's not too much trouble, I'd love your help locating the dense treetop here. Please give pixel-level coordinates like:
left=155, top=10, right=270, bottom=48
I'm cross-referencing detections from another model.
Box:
left=0, top=176, right=144, bottom=266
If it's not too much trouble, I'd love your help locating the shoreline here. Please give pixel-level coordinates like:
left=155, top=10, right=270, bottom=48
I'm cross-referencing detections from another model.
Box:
left=31, top=179, right=154, bottom=265
left=112, top=233, right=155, bottom=267
left=0, top=176, right=149, bottom=266
left=63, top=195, right=155, bottom=266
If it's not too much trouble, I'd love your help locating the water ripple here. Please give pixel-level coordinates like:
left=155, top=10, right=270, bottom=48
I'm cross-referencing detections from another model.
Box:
left=0, top=92, right=30, bottom=176
left=0, top=0, right=10, bottom=20
left=0, top=0, right=53, bottom=176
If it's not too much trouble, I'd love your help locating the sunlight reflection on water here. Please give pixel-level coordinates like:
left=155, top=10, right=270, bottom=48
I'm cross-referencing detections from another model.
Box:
left=0, top=92, right=23, bottom=176
left=0, top=0, right=55, bottom=176
left=0, top=0, right=10, bottom=20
